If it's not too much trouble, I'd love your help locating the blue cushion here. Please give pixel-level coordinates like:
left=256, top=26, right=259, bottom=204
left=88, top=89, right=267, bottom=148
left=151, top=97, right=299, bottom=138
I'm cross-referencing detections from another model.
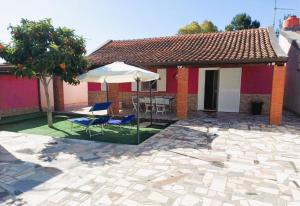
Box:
left=68, top=117, right=92, bottom=126
left=108, top=115, right=135, bottom=125
left=89, top=102, right=112, bottom=112
left=108, top=119, right=122, bottom=125
left=92, top=116, right=111, bottom=125
left=69, top=116, right=110, bottom=126
left=121, top=115, right=135, bottom=124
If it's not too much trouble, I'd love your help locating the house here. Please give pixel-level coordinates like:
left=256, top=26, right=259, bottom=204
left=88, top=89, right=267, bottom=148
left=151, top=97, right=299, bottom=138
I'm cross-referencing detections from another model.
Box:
left=0, top=64, right=88, bottom=117
left=279, top=16, right=300, bottom=115
left=85, top=27, right=287, bottom=124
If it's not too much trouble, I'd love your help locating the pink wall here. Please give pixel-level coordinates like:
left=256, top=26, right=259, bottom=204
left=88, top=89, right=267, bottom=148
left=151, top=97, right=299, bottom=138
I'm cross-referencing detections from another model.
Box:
left=0, top=75, right=39, bottom=110
left=188, top=67, right=199, bottom=94
left=241, top=65, right=273, bottom=94
left=166, top=67, right=177, bottom=93
left=88, top=82, right=101, bottom=91
left=166, top=67, right=198, bottom=94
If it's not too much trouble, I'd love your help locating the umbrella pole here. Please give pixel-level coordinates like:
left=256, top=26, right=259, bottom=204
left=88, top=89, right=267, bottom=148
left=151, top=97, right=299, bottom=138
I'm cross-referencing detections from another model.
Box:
left=136, top=79, right=140, bottom=144
left=150, top=81, right=153, bottom=126
left=106, top=82, right=109, bottom=102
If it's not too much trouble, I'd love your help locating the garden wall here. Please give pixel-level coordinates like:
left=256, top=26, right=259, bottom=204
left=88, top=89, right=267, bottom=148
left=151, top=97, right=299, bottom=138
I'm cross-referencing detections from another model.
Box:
left=0, top=75, right=39, bottom=117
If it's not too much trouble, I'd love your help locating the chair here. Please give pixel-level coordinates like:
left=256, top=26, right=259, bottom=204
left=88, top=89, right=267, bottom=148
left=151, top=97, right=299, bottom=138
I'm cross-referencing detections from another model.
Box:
left=132, top=96, right=144, bottom=112
left=132, top=96, right=138, bottom=112
left=68, top=102, right=112, bottom=138
left=89, top=102, right=112, bottom=115
left=155, top=97, right=166, bottom=115
left=68, top=116, right=111, bottom=138
left=144, top=97, right=155, bottom=114
left=164, top=97, right=171, bottom=112
left=108, top=115, right=135, bottom=127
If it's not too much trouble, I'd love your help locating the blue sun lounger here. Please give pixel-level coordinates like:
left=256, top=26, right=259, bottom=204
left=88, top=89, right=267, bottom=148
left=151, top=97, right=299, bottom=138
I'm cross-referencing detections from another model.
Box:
left=89, top=102, right=112, bottom=115
left=68, top=102, right=112, bottom=138
left=108, top=115, right=135, bottom=127
left=69, top=116, right=111, bottom=138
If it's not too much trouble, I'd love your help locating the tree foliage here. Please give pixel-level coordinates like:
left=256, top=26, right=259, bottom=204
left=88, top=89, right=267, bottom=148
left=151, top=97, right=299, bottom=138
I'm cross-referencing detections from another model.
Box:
left=178, top=21, right=202, bottom=35
left=225, top=13, right=260, bottom=31
left=178, top=20, right=218, bottom=35
left=0, top=19, right=88, bottom=83
left=0, top=19, right=88, bottom=127
left=201, top=20, right=219, bottom=33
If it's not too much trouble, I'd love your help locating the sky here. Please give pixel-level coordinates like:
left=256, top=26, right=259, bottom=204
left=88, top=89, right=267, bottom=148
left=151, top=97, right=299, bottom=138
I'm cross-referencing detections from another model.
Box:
left=0, top=0, right=300, bottom=55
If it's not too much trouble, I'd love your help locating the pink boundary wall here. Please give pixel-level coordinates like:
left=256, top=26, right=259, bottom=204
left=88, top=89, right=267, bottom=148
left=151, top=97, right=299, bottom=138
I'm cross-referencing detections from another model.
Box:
left=0, top=75, right=39, bottom=110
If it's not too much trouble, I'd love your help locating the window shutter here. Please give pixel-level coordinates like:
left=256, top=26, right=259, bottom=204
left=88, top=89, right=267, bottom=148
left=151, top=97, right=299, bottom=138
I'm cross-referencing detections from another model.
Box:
left=157, top=69, right=166, bottom=91
left=101, top=83, right=107, bottom=91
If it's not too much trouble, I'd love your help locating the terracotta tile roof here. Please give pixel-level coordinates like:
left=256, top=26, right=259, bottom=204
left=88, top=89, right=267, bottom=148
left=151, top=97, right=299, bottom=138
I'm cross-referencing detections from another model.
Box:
left=89, top=28, right=287, bottom=68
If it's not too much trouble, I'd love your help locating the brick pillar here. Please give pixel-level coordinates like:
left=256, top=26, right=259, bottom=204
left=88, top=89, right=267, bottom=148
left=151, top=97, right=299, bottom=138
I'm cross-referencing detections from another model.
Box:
left=53, top=76, right=64, bottom=111
left=269, top=65, right=286, bottom=125
left=176, top=66, right=189, bottom=119
left=108, top=83, right=119, bottom=115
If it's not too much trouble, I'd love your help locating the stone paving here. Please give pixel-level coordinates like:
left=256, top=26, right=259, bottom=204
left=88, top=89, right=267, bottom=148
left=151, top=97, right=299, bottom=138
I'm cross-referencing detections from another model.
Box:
left=0, top=112, right=300, bottom=205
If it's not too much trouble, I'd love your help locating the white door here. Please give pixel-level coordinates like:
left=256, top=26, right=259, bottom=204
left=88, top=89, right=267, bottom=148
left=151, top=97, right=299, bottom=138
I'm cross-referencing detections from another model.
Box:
left=217, top=68, right=242, bottom=112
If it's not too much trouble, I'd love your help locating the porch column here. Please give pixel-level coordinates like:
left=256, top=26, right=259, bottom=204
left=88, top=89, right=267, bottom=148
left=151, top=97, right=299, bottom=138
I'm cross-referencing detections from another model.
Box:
left=53, top=76, right=64, bottom=111
left=108, top=83, right=119, bottom=115
left=176, top=66, right=189, bottom=119
left=269, top=64, right=286, bottom=125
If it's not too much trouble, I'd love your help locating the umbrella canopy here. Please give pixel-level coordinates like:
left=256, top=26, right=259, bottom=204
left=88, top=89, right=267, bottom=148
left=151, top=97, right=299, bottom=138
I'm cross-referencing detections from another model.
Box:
left=77, top=61, right=159, bottom=83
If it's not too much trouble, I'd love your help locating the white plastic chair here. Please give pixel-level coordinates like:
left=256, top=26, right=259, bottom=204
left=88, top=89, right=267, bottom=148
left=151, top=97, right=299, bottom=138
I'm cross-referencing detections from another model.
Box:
left=132, top=96, right=145, bottom=112
left=144, top=97, right=155, bottom=114
left=132, top=96, right=138, bottom=112
left=155, top=97, right=166, bottom=115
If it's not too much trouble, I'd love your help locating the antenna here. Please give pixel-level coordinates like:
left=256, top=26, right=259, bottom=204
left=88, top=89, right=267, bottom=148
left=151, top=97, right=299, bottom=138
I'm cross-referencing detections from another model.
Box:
left=273, top=0, right=277, bottom=27
left=273, top=0, right=295, bottom=27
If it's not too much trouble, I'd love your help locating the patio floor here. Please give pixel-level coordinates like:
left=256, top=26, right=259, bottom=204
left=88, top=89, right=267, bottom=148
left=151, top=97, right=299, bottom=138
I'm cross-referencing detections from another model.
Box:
left=1, top=112, right=300, bottom=205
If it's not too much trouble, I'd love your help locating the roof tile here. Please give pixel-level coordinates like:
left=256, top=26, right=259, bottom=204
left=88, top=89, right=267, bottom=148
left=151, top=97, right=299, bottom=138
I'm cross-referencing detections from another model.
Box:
left=89, top=28, right=287, bottom=67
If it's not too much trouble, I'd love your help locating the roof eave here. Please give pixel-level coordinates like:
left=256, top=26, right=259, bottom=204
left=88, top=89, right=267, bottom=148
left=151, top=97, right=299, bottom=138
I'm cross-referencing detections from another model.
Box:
left=267, top=27, right=288, bottom=58
left=89, top=57, right=288, bottom=69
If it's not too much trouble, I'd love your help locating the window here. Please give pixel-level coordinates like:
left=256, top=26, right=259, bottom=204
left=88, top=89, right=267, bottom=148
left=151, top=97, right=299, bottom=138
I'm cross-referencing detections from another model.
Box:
left=131, top=68, right=166, bottom=92
left=141, top=80, right=157, bottom=91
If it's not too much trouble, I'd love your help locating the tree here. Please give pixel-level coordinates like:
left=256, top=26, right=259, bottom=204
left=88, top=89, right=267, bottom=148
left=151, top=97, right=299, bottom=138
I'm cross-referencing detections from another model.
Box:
left=225, top=13, right=260, bottom=31
left=177, top=20, right=218, bottom=35
left=0, top=19, right=88, bottom=127
left=178, top=21, right=202, bottom=35
left=201, top=20, right=219, bottom=33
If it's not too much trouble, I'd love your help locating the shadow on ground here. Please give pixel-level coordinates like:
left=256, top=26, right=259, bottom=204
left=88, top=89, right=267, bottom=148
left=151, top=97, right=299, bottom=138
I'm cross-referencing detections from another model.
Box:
left=0, top=145, right=62, bottom=205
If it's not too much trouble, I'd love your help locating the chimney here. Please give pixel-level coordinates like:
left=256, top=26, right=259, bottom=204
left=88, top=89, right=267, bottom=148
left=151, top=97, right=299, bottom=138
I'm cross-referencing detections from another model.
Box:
left=283, top=15, right=300, bottom=31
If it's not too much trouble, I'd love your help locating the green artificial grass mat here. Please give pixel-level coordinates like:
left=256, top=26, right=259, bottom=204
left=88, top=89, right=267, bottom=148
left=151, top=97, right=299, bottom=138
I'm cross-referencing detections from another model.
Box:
left=0, top=115, right=167, bottom=145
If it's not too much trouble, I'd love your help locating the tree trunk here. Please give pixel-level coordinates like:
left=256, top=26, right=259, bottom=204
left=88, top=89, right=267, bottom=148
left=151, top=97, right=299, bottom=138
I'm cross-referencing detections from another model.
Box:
left=41, top=77, right=53, bottom=127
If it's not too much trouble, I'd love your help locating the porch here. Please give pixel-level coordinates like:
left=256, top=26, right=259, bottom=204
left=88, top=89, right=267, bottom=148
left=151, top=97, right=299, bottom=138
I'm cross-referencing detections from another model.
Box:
left=87, top=65, right=286, bottom=125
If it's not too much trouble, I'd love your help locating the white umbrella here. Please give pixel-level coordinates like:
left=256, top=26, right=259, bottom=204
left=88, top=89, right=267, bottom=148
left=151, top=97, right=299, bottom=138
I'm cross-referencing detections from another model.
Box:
left=77, top=61, right=160, bottom=144
left=77, top=61, right=159, bottom=83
